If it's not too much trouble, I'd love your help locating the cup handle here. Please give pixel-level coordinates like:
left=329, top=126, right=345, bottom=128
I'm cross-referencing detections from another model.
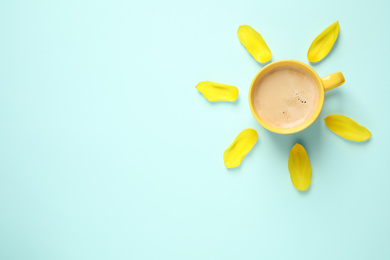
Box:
left=321, top=72, right=345, bottom=92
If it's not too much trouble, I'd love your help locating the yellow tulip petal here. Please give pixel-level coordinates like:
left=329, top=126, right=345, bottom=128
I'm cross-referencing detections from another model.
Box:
left=324, top=114, right=372, bottom=141
left=288, top=144, right=311, bottom=191
left=237, top=25, right=272, bottom=63
left=223, top=129, right=258, bottom=168
left=307, top=21, right=340, bottom=62
left=196, top=81, right=238, bottom=102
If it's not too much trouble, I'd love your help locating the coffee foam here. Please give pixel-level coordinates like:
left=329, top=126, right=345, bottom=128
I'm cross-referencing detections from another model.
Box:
left=254, top=66, right=318, bottom=129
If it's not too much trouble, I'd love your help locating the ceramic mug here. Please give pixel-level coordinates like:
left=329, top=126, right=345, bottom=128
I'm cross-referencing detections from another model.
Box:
left=248, top=60, right=345, bottom=134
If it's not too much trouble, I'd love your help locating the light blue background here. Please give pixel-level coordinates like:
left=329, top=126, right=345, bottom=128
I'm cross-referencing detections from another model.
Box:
left=0, top=0, right=389, bottom=259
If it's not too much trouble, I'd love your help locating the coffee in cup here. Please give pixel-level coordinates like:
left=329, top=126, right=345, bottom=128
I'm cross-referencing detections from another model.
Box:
left=253, top=66, right=318, bottom=129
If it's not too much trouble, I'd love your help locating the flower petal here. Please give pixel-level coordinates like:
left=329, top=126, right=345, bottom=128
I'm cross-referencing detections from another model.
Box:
left=324, top=115, right=372, bottom=141
left=288, top=144, right=311, bottom=191
left=237, top=25, right=272, bottom=63
left=196, top=81, right=238, bottom=101
left=223, top=129, right=258, bottom=168
left=307, top=21, right=340, bottom=62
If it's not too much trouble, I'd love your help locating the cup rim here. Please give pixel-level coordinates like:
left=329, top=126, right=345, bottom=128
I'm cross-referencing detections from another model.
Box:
left=248, top=60, right=325, bottom=134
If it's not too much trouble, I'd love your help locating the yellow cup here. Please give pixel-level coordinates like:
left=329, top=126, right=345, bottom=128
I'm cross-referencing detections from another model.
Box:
left=248, top=60, right=345, bottom=134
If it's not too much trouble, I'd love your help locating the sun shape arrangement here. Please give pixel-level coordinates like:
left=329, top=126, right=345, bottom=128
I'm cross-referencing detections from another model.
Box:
left=196, top=21, right=372, bottom=191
